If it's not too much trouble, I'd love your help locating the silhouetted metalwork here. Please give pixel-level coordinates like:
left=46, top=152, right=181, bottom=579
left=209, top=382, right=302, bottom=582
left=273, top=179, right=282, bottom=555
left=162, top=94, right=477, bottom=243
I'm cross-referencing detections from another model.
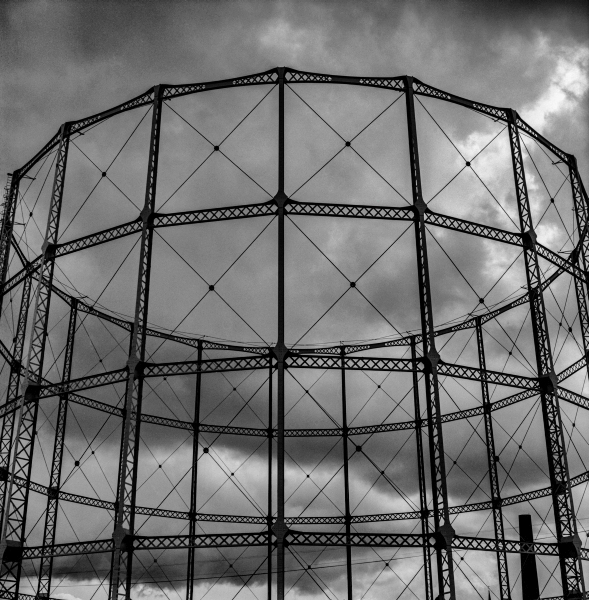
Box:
left=520, top=515, right=541, bottom=600
left=0, top=67, right=587, bottom=600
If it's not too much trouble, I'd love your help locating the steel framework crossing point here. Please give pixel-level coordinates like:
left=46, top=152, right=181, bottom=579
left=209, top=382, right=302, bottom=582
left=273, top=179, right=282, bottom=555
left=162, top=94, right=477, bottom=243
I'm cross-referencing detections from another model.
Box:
left=0, top=67, right=588, bottom=600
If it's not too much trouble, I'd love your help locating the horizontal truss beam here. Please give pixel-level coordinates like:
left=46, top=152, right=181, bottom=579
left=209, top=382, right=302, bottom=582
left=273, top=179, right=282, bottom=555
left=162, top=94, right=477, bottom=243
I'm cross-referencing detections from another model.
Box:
left=10, top=467, right=589, bottom=525
left=2, top=201, right=583, bottom=373
left=6, top=201, right=584, bottom=296
left=15, top=532, right=589, bottom=560
left=15, top=354, right=541, bottom=402
left=3, top=372, right=588, bottom=441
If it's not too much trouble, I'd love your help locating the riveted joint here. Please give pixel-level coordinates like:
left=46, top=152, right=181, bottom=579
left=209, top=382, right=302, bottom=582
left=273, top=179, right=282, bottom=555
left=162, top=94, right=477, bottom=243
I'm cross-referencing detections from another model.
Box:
left=522, top=229, right=537, bottom=249
left=112, top=525, right=133, bottom=552
left=412, top=198, right=428, bottom=218
left=508, top=108, right=519, bottom=125
left=126, top=356, right=144, bottom=378
left=0, top=467, right=7, bottom=482
left=273, top=342, right=288, bottom=363
left=559, top=533, right=582, bottom=559
left=568, top=247, right=579, bottom=265
left=553, top=479, right=568, bottom=495
left=274, top=190, right=288, bottom=210
left=491, top=497, right=502, bottom=509
left=433, top=521, right=455, bottom=550
left=539, top=371, right=558, bottom=394
left=0, top=539, right=23, bottom=563
left=140, top=205, right=155, bottom=225
left=272, top=520, right=289, bottom=544
left=23, top=381, right=41, bottom=402
left=422, top=348, right=440, bottom=374
left=47, top=486, right=59, bottom=499
left=60, top=121, right=73, bottom=138
left=41, top=240, right=56, bottom=259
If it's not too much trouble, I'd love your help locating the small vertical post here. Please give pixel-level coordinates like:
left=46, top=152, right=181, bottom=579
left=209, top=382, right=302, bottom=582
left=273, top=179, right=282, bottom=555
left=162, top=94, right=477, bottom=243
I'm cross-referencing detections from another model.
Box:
left=0, top=122, right=70, bottom=594
left=273, top=67, right=288, bottom=600
left=475, top=318, right=510, bottom=599
left=186, top=340, right=202, bottom=600
left=519, top=515, right=540, bottom=600
left=340, top=347, right=353, bottom=600
left=508, top=110, right=585, bottom=598
left=404, top=76, right=455, bottom=599
left=411, top=337, right=433, bottom=600
left=37, top=298, right=77, bottom=597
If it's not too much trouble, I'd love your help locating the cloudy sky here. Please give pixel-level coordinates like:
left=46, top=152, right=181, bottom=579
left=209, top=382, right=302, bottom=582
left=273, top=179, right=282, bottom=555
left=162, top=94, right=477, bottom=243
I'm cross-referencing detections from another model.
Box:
left=1, top=1, right=589, bottom=600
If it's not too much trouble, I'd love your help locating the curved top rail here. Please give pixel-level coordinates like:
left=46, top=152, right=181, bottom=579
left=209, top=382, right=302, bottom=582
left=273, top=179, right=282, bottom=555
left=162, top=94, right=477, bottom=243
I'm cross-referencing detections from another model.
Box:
left=12, top=67, right=578, bottom=182
left=14, top=131, right=62, bottom=181
left=163, top=67, right=279, bottom=101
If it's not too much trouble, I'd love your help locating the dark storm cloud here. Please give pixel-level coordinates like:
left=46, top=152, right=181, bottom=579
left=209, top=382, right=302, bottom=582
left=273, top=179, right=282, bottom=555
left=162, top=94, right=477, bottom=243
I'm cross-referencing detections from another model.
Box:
left=2, top=0, right=588, bottom=175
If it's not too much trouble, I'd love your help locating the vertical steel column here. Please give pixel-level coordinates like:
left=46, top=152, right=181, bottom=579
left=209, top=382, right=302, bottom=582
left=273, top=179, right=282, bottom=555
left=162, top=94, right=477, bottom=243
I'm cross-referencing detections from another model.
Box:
left=475, top=318, right=510, bottom=600
left=570, top=157, right=589, bottom=367
left=186, top=341, right=202, bottom=600
left=272, top=66, right=287, bottom=600
left=340, top=347, right=353, bottom=600
left=267, top=355, right=273, bottom=600
left=0, top=123, right=70, bottom=594
left=37, top=298, right=77, bottom=597
left=0, top=274, right=31, bottom=529
left=110, top=85, right=164, bottom=600
left=0, top=174, right=19, bottom=303
left=404, top=77, right=455, bottom=600
left=109, top=327, right=134, bottom=600
left=411, top=337, right=433, bottom=600
left=508, top=110, right=585, bottom=599
left=0, top=173, right=26, bottom=548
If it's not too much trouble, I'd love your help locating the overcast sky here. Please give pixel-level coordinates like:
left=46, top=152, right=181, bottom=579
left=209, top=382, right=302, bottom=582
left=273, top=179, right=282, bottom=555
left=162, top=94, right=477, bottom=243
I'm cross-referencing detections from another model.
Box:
left=1, top=2, right=589, bottom=600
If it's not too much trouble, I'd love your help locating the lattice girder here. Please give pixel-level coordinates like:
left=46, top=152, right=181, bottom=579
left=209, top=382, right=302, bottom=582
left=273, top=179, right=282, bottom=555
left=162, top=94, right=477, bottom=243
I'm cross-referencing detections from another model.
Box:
left=0, top=67, right=586, bottom=600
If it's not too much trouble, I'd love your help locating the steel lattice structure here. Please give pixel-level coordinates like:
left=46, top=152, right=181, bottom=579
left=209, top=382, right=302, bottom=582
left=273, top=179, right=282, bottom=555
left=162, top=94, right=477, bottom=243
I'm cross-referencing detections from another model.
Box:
left=0, top=67, right=588, bottom=599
